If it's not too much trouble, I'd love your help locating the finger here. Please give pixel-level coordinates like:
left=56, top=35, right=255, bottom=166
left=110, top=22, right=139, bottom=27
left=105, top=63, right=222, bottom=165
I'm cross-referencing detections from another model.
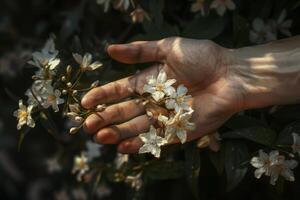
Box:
left=94, top=115, right=151, bottom=144
left=81, top=77, right=134, bottom=109
left=107, top=40, right=166, bottom=64
left=117, top=137, right=144, bottom=154
left=84, top=100, right=145, bottom=134
left=81, top=64, right=162, bottom=109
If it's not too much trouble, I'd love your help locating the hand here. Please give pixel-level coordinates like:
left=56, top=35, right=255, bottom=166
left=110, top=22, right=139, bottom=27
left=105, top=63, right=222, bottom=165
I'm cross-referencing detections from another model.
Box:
left=81, top=37, right=246, bottom=154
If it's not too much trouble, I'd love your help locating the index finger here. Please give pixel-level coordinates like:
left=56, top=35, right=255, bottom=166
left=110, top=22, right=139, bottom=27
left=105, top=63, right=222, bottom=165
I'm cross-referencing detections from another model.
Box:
left=81, top=65, right=161, bottom=109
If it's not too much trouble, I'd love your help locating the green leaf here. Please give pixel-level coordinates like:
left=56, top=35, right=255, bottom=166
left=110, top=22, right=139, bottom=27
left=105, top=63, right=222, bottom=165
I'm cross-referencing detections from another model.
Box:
left=224, top=141, right=249, bottom=191
left=39, top=112, right=60, bottom=139
left=275, top=121, right=300, bottom=145
left=225, top=115, right=267, bottom=130
left=184, top=142, right=201, bottom=200
left=144, top=161, right=185, bottom=180
left=208, top=144, right=225, bottom=175
left=17, top=127, right=31, bottom=151
left=148, top=0, right=164, bottom=27
left=232, top=12, right=250, bottom=47
left=221, top=126, right=277, bottom=146
left=182, top=14, right=225, bottom=39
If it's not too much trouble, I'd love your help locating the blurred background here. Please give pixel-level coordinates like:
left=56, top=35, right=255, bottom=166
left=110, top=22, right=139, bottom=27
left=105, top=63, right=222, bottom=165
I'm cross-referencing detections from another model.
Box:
left=1, top=0, right=300, bottom=200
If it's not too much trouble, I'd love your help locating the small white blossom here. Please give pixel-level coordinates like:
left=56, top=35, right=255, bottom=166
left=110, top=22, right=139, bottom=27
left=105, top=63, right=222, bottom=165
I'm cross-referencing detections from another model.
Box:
left=249, top=18, right=277, bottom=44
left=139, top=126, right=168, bottom=158
left=159, top=110, right=195, bottom=144
left=165, top=84, right=193, bottom=112
left=250, top=150, right=298, bottom=185
left=25, top=80, right=53, bottom=106
left=125, top=172, right=143, bottom=191
left=276, top=10, right=292, bottom=37
left=41, top=86, right=64, bottom=112
left=292, top=132, right=300, bottom=156
left=45, top=157, right=61, bottom=173
left=190, top=0, right=206, bottom=16
left=96, top=0, right=111, bottom=12
left=85, top=141, right=101, bottom=160
left=72, top=152, right=90, bottom=182
left=28, top=38, right=60, bottom=70
left=72, top=53, right=103, bottom=71
left=210, top=0, right=236, bottom=16
left=13, top=100, right=35, bottom=130
left=143, top=69, right=176, bottom=102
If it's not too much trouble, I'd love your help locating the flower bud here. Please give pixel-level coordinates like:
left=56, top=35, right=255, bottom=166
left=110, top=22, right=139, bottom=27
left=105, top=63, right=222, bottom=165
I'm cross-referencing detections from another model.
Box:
left=75, top=116, right=84, bottom=123
left=66, top=65, right=72, bottom=74
left=69, top=127, right=79, bottom=134
left=146, top=111, right=153, bottom=118
left=66, top=112, right=78, bottom=118
left=72, top=90, right=78, bottom=95
left=32, top=75, right=39, bottom=80
left=91, top=80, right=99, bottom=88
left=61, top=76, right=66, bottom=82
left=142, top=100, right=149, bottom=106
left=96, top=104, right=106, bottom=112
left=67, top=82, right=72, bottom=88
left=62, top=90, right=68, bottom=95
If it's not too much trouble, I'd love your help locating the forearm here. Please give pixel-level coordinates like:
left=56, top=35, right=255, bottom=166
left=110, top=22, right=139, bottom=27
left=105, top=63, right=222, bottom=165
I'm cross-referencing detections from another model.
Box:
left=229, top=36, right=300, bottom=110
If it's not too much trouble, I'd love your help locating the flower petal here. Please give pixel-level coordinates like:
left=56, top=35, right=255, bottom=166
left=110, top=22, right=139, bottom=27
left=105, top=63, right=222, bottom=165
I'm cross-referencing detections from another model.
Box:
left=152, top=91, right=165, bottom=101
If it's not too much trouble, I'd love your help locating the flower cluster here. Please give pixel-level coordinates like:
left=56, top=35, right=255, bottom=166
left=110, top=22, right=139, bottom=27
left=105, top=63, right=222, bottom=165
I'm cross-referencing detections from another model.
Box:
left=14, top=37, right=104, bottom=134
left=251, top=150, right=298, bottom=185
left=138, top=69, right=195, bottom=158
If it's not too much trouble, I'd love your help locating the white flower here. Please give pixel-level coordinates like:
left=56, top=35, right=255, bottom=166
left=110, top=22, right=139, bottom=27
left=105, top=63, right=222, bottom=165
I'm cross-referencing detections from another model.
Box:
left=73, top=53, right=103, bottom=71
left=113, top=0, right=131, bottom=11
left=125, top=172, right=143, bottom=191
left=85, top=141, right=101, bottom=160
left=45, top=157, right=61, bottom=173
left=96, top=0, right=111, bottom=12
left=210, top=0, right=236, bottom=16
left=41, top=86, right=64, bottom=112
left=114, top=153, right=129, bottom=169
left=250, top=150, right=298, bottom=185
left=249, top=18, right=277, bottom=44
left=13, top=100, right=35, bottom=130
left=143, top=69, right=176, bottom=102
left=276, top=10, right=292, bottom=37
left=165, top=84, right=193, bottom=112
left=158, top=110, right=195, bottom=144
left=26, top=80, right=53, bottom=106
left=292, top=132, right=300, bottom=156
left=28, top=38, right=60, bottom=70
left=72, top=152, right=90, bottom=182
left=190, top=0, right=206, bottom=16
left=138, top=126, right=168, bottom=158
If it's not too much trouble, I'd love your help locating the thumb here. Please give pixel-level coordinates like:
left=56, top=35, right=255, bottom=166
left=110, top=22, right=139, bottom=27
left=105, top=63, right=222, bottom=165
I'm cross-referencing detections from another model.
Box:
left=107, top=40, right=167, bottom=64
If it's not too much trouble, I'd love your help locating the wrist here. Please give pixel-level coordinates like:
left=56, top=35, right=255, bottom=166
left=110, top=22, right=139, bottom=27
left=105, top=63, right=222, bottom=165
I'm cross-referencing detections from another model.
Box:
left=227, top=43, right=300, bottom=110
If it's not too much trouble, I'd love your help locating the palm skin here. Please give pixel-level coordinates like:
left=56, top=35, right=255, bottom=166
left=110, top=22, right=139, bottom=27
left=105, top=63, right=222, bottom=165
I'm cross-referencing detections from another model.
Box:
left=81, top=37, right=245, bottom=154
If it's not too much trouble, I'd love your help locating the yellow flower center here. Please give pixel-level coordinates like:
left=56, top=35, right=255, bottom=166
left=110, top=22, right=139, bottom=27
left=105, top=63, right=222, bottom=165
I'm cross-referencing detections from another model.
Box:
left=18, top=110, right=28, bottom=121
left=48, top=95, right=56, bottom=102
left=156, top=84, right=164, bottom=91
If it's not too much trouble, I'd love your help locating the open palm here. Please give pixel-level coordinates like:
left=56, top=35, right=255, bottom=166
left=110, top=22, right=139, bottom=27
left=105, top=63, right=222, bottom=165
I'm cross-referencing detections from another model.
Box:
left=82, top=37, right=245, bottom=153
